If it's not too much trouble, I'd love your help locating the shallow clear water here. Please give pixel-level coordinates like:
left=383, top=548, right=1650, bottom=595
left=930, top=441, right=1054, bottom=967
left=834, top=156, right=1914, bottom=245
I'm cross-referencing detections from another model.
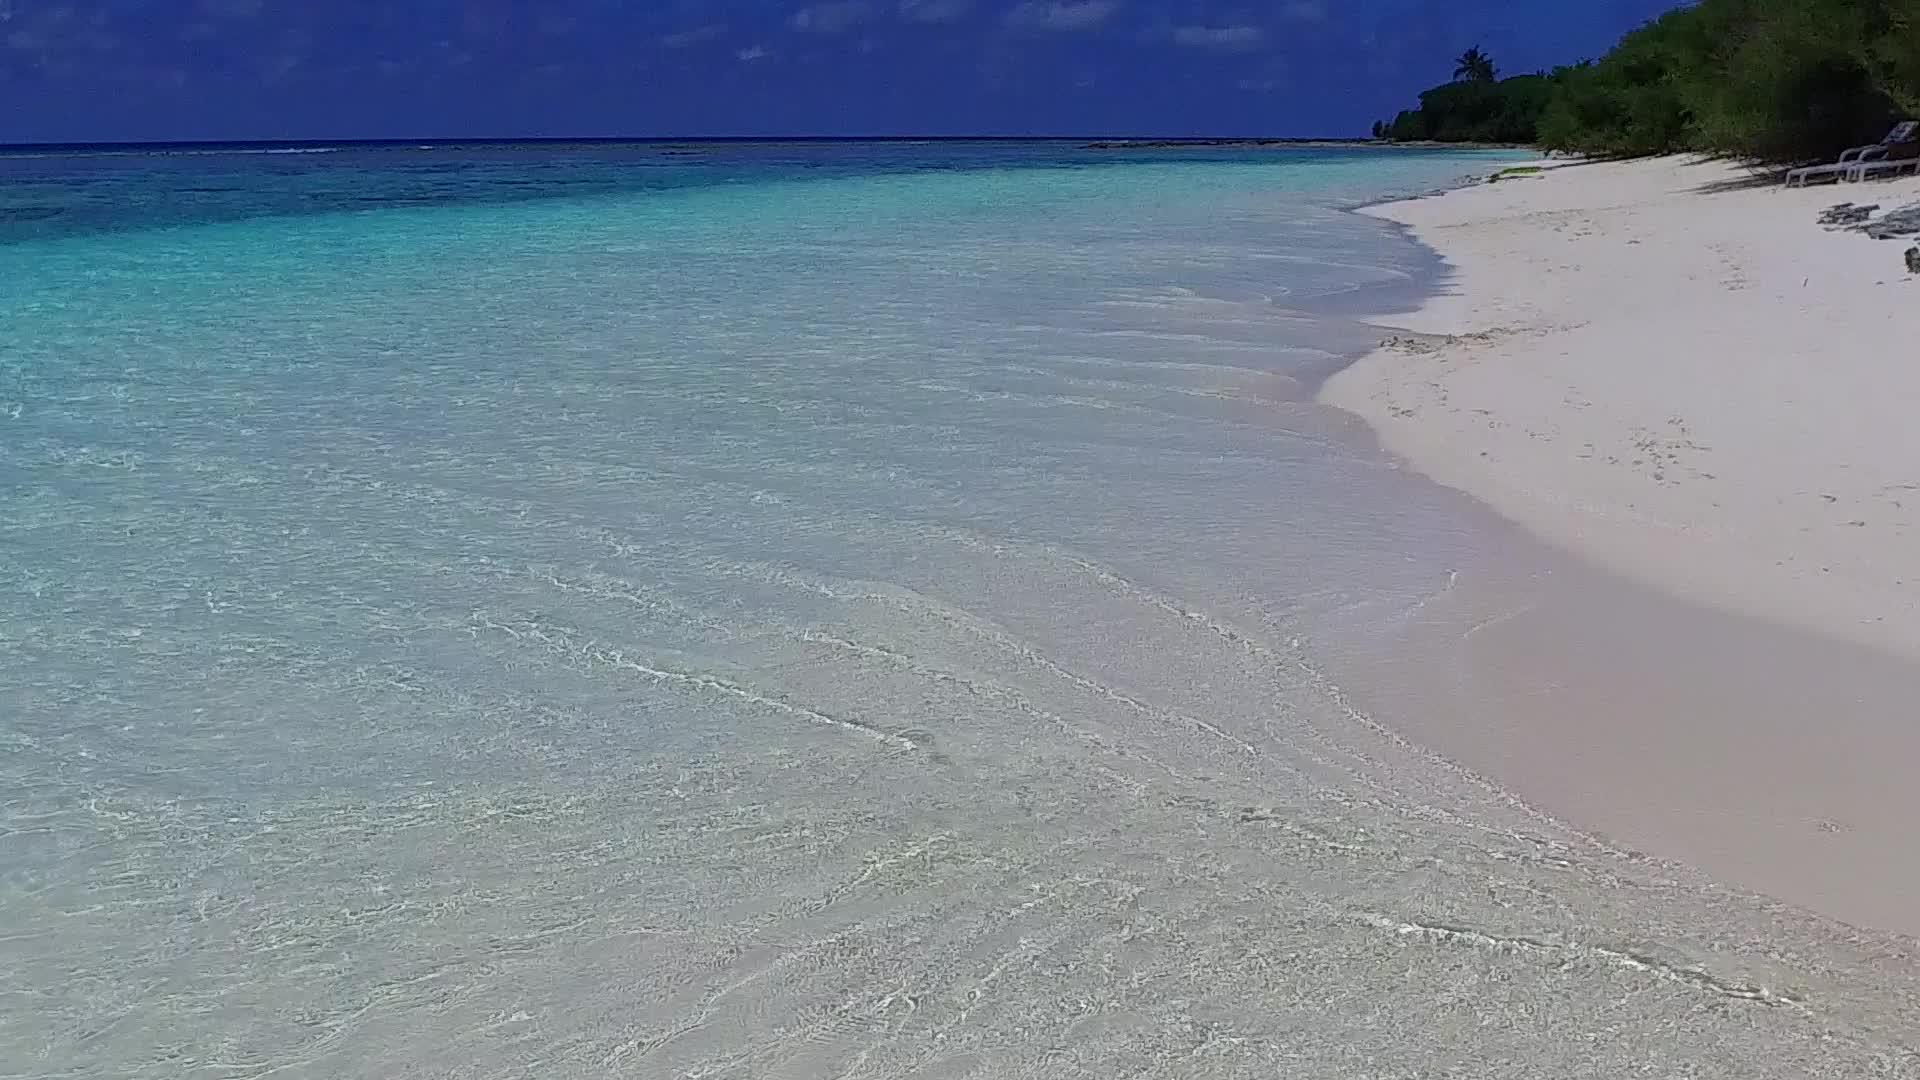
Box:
left=3, top=143, right=1916, bottom=1078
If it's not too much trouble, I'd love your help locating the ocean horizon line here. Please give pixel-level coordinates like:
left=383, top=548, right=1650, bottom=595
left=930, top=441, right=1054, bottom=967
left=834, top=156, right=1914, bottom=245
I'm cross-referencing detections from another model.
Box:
left=0, top=133, right=1404, bottom=156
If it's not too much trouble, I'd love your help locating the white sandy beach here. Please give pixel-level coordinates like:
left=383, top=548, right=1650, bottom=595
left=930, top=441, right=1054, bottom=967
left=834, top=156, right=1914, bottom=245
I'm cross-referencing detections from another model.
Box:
left=1326, top=156, right=1920, bottom=663
left=1318, top=156, right=1920, bottom=935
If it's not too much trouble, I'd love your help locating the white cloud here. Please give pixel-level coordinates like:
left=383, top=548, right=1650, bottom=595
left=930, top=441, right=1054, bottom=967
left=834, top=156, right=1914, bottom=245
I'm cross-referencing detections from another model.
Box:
left=661, top=23, right=726, bottom=48
left=1173, top=24, right=1263, bottom=51
left=898, top=0, right=971, bottom=23
left=1281, top=0, right=1326, bottom=22
left=789, top=1, right=873, bottom=33
left=736, top=44, right=771, bottom=61
left=1004, top=0, right=1118, bottom=32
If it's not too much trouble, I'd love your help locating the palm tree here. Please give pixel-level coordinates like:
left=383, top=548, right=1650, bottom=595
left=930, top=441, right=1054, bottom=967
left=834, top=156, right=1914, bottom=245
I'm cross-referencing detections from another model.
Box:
left=1453, top=46, right=1496, bottom=83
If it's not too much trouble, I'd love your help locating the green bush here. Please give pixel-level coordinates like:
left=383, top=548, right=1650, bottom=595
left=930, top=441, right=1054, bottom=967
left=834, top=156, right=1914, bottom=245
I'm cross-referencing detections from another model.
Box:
left=1535, top=12, right=1694, bottom=157
left=1379, top=0, right=1920, bottom=163
left=1379, top=74, right=1553, bottom=144
left=1868, top=0, right=1920, bottom=115
left=1681, top=0, right=1898, bottom=159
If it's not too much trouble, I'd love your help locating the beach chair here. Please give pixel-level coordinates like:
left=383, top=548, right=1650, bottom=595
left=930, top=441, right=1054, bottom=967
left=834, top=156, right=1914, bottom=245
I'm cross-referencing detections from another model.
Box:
left=1784, top=121, right=1918, bottom=187
left=1845, top=145, right=1920, bottom=182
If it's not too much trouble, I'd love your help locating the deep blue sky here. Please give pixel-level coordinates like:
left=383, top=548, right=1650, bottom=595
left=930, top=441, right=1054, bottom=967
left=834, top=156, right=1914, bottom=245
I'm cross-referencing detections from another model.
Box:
left=2, top=1, right=1679, bottom=143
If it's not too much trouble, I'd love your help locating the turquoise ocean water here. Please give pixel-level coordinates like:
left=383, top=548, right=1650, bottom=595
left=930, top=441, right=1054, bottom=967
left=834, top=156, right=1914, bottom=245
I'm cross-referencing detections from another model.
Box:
left=4, top=143, right=1911, bottom=1077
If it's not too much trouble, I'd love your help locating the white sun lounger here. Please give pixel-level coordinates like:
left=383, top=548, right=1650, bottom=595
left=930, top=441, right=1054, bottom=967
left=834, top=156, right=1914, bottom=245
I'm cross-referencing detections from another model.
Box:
left=1845, top=156, right=1920, bottom=182
left=1785, top=121, right=1918, bottom=187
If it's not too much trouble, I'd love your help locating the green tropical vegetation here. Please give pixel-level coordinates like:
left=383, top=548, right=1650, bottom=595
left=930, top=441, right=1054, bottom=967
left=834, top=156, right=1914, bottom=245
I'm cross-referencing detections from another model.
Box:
left=1373, top=70, right=1553, bottom=144
left=1374, top=0, right=1920, bottom=162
